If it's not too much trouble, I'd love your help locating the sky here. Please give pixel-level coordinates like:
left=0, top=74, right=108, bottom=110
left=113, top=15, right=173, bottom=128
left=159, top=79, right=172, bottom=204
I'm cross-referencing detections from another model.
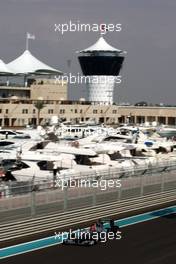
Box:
left=0, top=0, right=176, bottom=104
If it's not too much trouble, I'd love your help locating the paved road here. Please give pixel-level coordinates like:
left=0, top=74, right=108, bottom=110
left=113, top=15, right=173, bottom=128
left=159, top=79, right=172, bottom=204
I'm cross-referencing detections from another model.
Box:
left=1, top=213, right=176, bottom=264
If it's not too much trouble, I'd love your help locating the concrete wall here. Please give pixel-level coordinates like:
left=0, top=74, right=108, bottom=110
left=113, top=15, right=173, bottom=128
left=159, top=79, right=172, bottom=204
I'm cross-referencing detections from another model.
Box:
left=30, top=79, right=67, bottom=100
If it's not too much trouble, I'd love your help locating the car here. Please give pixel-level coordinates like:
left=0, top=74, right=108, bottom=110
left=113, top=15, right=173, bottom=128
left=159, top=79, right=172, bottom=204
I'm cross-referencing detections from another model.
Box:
left=62, top=219, right=120, bottom=246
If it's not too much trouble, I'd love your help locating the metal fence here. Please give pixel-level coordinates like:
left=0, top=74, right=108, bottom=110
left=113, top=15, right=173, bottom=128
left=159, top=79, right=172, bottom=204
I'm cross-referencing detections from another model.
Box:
left=1, top=165, right=176, bottom=224
left=1, top=159, right=176, bottom=199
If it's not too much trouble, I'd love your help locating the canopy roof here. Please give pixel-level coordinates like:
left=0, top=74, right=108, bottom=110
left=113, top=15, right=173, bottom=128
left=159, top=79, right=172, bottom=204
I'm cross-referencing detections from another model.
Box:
left=79, top=36, right=124, bottom=53
left=7, top=50, right=62, bottom=75
left=0, top=59, right=14, bottom=76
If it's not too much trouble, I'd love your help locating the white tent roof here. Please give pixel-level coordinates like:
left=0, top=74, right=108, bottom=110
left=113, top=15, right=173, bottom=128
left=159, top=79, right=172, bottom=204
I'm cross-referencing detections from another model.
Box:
left=79, top=36, right=124, bottom=53
left=0, top=59, right=14, bottom=76
left=7, top=50, right=62, bottom=75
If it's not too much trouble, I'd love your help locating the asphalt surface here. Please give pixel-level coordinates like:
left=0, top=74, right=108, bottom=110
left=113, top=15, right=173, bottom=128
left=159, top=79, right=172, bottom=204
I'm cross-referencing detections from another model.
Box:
left=1, top=213, right=176, bottom=264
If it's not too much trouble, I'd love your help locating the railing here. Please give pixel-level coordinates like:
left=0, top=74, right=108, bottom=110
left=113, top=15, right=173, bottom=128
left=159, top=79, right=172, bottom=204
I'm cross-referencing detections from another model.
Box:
left=1, top=159, right=176, bottom=198
left=0, top=161, right=176, bottom=201
left=0, top=167, right=176, bottom=225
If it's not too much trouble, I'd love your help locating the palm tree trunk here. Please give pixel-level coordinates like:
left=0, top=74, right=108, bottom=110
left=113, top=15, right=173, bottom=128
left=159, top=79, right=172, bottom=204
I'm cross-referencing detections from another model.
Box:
left=37, top=110, right=40, bottom=126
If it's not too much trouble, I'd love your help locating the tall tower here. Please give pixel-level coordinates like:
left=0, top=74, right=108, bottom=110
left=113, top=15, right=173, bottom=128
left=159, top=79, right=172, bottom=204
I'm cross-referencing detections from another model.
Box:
left=78, top=36, right=125, bottom=104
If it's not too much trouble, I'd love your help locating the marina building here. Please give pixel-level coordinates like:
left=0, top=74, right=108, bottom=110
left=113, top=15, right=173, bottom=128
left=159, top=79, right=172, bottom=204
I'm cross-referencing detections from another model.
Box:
left=0, top=79, right=67, bottom=101
left=0, top=99, right=176, bottom=127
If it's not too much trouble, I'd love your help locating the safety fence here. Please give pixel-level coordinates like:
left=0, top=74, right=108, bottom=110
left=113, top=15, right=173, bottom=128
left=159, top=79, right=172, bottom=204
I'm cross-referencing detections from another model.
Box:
left=0, top=166, right=176, bottom=224
left=1, top=159, right=176, bottom=198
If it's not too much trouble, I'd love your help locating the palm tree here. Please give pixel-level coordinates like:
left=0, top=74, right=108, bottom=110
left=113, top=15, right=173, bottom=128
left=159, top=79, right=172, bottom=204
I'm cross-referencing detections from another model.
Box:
left=34, top=100, right=45, bottom=126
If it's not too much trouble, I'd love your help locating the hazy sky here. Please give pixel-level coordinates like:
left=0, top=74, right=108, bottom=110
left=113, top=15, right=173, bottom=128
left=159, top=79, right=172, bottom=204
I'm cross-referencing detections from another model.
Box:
left=0, top=0, right=176, bottom=104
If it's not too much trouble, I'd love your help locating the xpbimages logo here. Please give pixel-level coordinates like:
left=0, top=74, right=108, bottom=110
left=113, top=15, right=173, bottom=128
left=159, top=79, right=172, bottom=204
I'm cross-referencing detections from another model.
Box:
left=54, top=20, right=122, bottom=36
left=54, top=229, right=122, bottom=243
left=54, top=74, right=122, bottom=86
left=54, top=178, right=122, bottom=191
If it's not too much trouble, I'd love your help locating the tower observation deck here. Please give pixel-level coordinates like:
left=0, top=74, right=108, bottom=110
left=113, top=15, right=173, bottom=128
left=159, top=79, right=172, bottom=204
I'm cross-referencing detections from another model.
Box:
left=78, top=36, right=125, bottom=104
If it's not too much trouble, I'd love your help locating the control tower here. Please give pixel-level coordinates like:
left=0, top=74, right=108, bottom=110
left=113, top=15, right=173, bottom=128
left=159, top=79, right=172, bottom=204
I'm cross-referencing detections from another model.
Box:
left=78, top=36, right=125, bottom=104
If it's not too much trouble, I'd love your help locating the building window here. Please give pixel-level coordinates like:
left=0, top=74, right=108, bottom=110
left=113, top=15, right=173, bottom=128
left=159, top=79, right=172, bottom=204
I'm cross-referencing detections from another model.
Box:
left=93, top=109, right=97, bottom=114
left=33, top=109, right=36, bottom=114
left=60, top=109, right=65, bottom=114
left=48, top=109, right=54, bottom=114
left=5, top=109, right=8, bottom=114
left=0, top=109, right=2, bottom=114
left=112, top=110, right=117, bottom=114
left=75, top=109, right=77, bottom=113
left=100, top=110, right=103, bottom=114
left=22, top=109, right=28, bottom=114
left=80, top=109, right=83, bottom=113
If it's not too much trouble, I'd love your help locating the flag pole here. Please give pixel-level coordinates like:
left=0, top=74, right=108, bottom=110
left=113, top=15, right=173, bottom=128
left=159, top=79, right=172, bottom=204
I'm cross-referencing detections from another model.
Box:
left=26, top=33, right=29, bottom=50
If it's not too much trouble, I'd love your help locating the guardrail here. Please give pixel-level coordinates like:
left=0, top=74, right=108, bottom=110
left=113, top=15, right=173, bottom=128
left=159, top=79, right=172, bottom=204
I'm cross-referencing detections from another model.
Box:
left=1, top=169, right=176, bottom=224
left=1, top=159, right=176, bottom=198
left=0, top=190, right=176, bottom=242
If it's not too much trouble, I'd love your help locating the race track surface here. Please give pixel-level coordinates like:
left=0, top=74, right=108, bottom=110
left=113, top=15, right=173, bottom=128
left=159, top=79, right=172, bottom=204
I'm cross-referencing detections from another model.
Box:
left=1, top=213, right=176, bottom=264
